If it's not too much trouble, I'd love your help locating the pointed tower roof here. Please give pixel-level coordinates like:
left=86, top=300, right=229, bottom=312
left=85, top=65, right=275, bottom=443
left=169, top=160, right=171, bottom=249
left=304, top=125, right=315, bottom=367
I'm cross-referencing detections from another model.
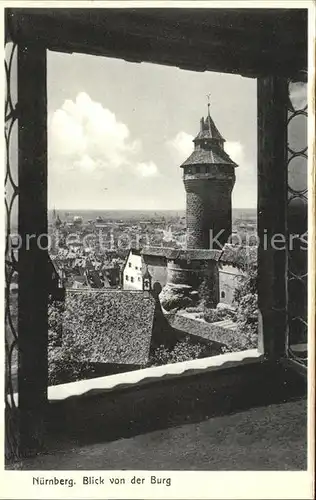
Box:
left=194, top=114, right=225, bottom=143
left=181, top=104, right=238, bottom=168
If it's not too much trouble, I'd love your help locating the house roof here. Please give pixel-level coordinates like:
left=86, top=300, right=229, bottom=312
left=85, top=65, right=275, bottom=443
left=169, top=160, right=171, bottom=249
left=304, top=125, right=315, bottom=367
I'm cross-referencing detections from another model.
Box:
left=86, top=269, right=104, bottom=288
left=63, top=290, right=156, bottom=365
left=73, top=275, right=88, bottom=285
left=122, top=247, right=142, bottom=272
left=129, top=247, right=142, bottom=256
left=195, top=114, right=225, bottom=142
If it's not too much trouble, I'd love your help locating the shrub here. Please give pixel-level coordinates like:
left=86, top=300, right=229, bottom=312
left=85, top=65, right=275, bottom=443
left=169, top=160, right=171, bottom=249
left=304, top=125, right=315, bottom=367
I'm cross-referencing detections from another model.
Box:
left=203, top=309, right=221, bottom=323
left=160, top=284, right=197, bottom=312
left=184, top=305, right=205, bottom=314
left=48, top=301, right=64, bottom=347
left=198, top=274, right=216, bottom=308
left=149, top=337, right=209, bottom=366
left=221, top=324, right=258, bottom=353
left=194, top=312, right=206, bottom=319
left=234, top=264, right=258, bottom=333
left=221, top=263, right=258, bottom=352
left=48, top=345, right=95, bottom=386
left=161, top=295, right=194, bottom=312
left=203, top=307, right=235, bottom=323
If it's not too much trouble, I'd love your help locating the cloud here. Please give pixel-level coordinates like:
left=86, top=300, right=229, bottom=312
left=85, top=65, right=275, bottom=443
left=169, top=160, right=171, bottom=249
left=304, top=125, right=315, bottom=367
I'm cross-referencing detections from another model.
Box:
left=224, top=141, right=244, bottom=165
left=73, top=154, right=96, bottom=172
left=169, top=132, right=244, bottom=166
left=289, top=82, right=307, bottom=110
left=136, top=161, right=159, bottom=178
left=168, top=131, right=194, bottom=159
left=49, top=92, right=147, bottom=175
left=227, top=142, right=257, bottom=208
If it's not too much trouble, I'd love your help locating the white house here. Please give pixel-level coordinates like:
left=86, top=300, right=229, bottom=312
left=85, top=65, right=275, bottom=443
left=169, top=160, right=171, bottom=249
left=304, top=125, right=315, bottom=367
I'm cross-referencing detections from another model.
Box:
left=122, top=249, right=144, bottom=290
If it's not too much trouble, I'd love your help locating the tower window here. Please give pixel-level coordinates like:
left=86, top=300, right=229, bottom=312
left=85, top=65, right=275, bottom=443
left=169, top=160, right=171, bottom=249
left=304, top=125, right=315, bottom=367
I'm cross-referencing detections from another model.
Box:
left=128, top=262, right=132, bottom=267
left=125, top=275, right=129, bottom=281
left=131, top=276, right=134, bottom=283
left=221, top=291, right=225, bottom=298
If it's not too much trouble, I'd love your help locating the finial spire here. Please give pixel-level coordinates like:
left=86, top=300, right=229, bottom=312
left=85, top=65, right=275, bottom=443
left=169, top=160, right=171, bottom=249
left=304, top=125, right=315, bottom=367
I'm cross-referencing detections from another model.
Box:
left=207, top=93, right=211, bottom=117
left=206, top=93, right=212, bottom=135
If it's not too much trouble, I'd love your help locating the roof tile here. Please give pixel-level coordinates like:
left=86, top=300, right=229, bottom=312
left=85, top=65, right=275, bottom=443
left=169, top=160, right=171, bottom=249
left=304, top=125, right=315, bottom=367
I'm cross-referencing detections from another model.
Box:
left=63, top=290, right=156, bottom=365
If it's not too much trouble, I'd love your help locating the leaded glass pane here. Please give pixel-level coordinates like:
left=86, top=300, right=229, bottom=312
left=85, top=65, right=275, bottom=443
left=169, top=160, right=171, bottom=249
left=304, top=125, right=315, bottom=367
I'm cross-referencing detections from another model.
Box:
left=287, top=80, right=308, bottom=366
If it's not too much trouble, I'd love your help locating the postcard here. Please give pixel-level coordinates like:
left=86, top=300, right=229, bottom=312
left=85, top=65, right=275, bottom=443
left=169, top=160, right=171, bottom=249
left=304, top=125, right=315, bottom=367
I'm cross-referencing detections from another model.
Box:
left=1, top=1, right=314, bottom=499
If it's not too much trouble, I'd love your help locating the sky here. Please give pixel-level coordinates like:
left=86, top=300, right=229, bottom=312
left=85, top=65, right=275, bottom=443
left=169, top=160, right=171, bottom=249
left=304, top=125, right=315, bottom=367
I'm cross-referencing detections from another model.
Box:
left=47, top=50, right=257, bottom=211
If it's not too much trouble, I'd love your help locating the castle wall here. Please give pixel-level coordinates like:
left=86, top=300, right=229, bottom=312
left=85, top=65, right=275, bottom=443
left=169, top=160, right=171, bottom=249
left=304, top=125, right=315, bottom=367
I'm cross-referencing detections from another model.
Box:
left=142, top=254, right=168, bottom=288
left=167, top=259, right=220, bottom=307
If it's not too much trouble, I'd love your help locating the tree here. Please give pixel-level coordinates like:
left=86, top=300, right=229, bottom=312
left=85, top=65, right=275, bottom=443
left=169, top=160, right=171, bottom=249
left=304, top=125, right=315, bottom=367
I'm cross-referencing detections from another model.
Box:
left=48, top=300, right=94, bottom=385
left=48, top=301, right=64, bottom=347
left=198, top=266, right=217, bottom=308
left=225, top=262, right=258, bottom=351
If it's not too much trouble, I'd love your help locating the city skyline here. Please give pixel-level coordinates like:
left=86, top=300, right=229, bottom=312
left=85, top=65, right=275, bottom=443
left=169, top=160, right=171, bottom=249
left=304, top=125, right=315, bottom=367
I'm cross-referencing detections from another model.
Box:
left=48, top=50, right=257, bottom=211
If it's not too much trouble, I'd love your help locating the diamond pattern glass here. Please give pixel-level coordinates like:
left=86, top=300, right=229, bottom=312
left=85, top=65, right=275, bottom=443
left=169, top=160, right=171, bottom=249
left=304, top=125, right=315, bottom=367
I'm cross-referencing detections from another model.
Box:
left=5, top=41, right=20, bottom=459
left=287, top=80, right=308, bottom=366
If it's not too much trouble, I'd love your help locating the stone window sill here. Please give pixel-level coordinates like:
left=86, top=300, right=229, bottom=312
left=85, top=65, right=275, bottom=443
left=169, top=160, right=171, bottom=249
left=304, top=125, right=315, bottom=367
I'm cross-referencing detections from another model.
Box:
left=47, top=349, right=263, bottom=403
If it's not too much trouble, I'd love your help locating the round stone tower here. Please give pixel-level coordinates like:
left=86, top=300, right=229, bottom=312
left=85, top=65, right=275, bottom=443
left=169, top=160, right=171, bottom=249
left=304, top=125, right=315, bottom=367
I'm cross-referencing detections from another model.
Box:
left=181, top=107, right=237, bottom=250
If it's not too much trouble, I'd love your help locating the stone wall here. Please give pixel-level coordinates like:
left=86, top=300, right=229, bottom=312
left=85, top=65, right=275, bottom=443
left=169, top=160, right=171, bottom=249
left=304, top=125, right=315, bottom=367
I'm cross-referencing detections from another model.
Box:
left=142, top=254, right=168, bottom=288
left=166, top=259, right=219, bottom=306
left=167, top=260, right=203, bottom=288
left=167, top=312, right=239, bottom=348
left=184, top=177, right=234, bottom=249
